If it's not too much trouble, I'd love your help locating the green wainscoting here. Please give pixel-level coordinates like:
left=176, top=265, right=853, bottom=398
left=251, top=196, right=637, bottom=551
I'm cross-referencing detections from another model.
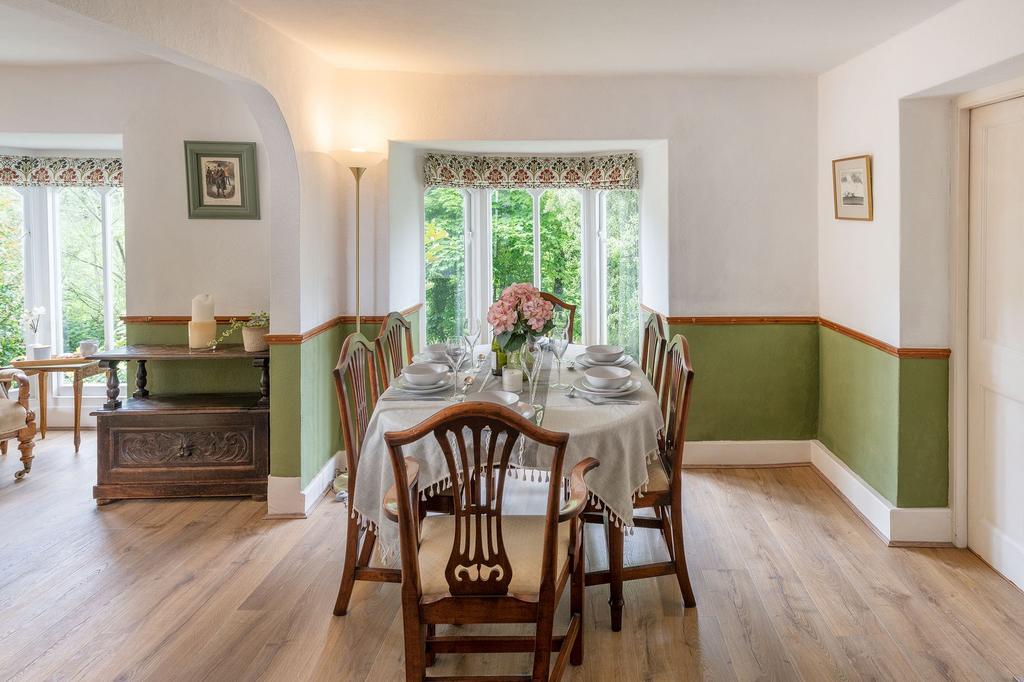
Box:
left=896, top=357, right=949, bottom=507
left=817, top=326, right=948, bottom=507
left=270, top=307, right=422, bottom=487
left=818, top=326, right=900, bottom=502
left=668, top=323, right=819, bottom=441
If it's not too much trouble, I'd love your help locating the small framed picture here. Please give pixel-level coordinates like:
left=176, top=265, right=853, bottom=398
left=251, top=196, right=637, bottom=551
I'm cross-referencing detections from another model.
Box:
left=832, top=154, right=873, bottom=221
left=184, top=141, right=260, bottom=219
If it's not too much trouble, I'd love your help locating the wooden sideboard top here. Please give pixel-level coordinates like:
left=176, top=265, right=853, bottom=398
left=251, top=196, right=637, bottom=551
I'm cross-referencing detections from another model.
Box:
left=88, top=344, right=269, bottom=361
left=92, top=393, right=269, bottom=415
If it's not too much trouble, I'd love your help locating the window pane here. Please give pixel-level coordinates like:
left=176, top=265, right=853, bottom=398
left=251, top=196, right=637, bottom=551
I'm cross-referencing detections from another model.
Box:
left=491, top=189, right=534, bottom=299
left=58, top=188, right=106, bottom=353
left=424, top=188, right=465, bottom=345
left=539, top=189, right=583, bottom=338
left=0, top=188, right=25, bottom=365
left=605, top=190, right=640, bottom=357
left=110, top=188, right=126, bottom=350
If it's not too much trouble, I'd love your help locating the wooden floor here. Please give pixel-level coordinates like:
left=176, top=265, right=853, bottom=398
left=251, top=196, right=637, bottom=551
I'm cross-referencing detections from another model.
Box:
left=3, top=433, right=1024, bottom=681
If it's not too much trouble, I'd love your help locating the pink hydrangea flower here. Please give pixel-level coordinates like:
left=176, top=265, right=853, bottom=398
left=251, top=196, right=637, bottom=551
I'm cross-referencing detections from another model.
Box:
left=488, top=283, right=553, bottom=337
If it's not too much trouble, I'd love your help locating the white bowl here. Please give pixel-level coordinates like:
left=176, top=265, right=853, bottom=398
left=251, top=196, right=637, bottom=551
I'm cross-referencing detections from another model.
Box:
left=585, top=344, right=625, bottom=364
left=422, top=343, right=447, bottom=362
left=584, top=365, right=631, bottom=389
left=401, top=363, right=448, bottom=386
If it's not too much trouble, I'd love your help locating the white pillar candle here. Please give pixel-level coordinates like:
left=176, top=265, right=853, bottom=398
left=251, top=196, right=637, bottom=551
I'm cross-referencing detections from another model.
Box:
left=188, top=321, right=216, bottom=349
left=191, top=294, right=215, bottom=322
left=502, top=368, right=524, bottom=393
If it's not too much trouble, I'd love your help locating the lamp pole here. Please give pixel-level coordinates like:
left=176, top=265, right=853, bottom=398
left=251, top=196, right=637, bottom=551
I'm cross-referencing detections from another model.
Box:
left=349, top=166, right=366, bottom=333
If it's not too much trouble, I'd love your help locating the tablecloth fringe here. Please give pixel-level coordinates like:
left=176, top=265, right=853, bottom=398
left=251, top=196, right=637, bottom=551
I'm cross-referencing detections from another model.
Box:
left=350, top=447, right=663, bottom=562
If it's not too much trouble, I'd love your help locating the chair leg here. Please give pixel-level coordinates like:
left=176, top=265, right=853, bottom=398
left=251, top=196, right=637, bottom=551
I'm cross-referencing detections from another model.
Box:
left=403, top=621, right=427, bottom=682
left=605, top=514, right=624, bottom=632
left=0, top=439, right=8, bottom=455
left=669, top=502, right=696, bottom=608
left=425, top=624, right=436, bottom=667
left=334, top=515, right=364, bottom=615
left=570, top=531, right=585, bottom=666
left=531, top=610, right=555, bottom=681
left=15, top=420, right=35, bottom=480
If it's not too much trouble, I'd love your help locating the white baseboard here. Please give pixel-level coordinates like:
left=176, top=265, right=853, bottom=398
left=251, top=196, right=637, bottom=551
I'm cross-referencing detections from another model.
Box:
left=684, top=440, right=810, bottom=467
left=685, top=439, right=952, bottom=545
left=266, top=451, right=341, bottom=518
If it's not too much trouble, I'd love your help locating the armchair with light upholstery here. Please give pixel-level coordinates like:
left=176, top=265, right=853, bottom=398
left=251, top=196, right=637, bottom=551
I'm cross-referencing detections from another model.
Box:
left=0, top=368, right=37, bottom=480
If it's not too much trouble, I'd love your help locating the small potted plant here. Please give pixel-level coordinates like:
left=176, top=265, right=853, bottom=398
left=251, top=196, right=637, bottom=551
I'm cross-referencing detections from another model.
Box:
left=210, top=311, right=270, bottom=352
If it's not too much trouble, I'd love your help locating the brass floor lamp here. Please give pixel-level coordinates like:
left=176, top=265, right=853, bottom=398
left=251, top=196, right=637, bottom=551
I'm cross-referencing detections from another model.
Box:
left=330, top=148, right=383, bottom=499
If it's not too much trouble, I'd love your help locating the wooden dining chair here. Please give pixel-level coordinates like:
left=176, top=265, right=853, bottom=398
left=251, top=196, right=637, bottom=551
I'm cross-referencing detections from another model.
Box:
left=375, top=311, right=415, bottom=391
left=640, top=311, right=668, bottom=392
left=383, top=402, right=598, bottom=681
left=332, top=332, right=398, bottom=615
left=586, top=334, right=696, bottom=631
left=539, top=292, right=577, bottom=343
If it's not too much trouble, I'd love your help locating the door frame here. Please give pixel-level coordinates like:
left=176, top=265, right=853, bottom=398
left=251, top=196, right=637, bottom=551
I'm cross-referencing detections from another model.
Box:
left=950, top=76, right=1024, bottom=548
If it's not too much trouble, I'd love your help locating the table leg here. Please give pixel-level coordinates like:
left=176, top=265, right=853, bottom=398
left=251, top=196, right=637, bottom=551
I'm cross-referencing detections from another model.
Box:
left=73, top=369, right=83, bottom=453
left=37, top=372, right=47, bottom=439
left=133, top=359, right=149, bottom=398
left=102, top=361, right=121, bottom=410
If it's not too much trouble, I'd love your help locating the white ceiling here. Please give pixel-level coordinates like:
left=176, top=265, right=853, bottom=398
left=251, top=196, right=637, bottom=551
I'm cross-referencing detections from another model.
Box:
left=0, top=4, right=150, bottom=65
left=231, top=0, right=961, bottom=75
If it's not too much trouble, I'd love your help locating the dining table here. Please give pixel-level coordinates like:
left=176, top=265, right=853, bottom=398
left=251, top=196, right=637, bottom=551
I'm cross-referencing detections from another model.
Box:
left=351, top=343, right=664, bottom=563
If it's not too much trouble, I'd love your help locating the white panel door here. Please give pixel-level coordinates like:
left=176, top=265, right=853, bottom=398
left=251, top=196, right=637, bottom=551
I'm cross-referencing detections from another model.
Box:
left=968, top=97, right=1024, bottom=590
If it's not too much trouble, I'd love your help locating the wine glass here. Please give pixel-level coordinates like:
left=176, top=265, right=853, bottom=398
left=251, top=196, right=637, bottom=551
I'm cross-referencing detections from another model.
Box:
left=549, top=325, right=570, bottom=390
left=519, top=336, right=544, bottom=405
left=462, top=316, right=481, bottom=368
left=444, top=338, right=466, bottom=378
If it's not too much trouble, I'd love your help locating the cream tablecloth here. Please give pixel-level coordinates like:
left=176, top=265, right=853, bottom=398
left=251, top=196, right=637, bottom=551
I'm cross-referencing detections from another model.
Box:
left=351, top=345, right=663, bottom=561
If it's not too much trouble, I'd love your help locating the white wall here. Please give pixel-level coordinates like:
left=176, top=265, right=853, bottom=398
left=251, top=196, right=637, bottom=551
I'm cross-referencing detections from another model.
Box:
left=340, top=71, right=819, bottom=318
left=818, top=0, right=1024, bottom=347
left=0, top=62, right=270, bottom=315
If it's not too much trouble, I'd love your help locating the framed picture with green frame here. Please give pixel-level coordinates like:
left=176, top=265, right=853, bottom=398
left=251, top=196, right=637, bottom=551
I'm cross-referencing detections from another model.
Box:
left=184, top=141, right=260, bottom=219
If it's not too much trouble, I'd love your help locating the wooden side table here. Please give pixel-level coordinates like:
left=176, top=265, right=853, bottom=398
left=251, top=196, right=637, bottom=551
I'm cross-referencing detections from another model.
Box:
left=11, top=357, right=104, bottom=453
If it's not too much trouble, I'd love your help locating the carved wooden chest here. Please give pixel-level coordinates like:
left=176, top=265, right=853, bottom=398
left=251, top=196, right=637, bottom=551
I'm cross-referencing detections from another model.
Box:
left=93, top=395, right=269, bottom=504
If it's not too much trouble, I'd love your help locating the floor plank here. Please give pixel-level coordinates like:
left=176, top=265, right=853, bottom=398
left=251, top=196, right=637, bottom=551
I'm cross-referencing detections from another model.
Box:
left=2, top=432, right=1024, bottom=680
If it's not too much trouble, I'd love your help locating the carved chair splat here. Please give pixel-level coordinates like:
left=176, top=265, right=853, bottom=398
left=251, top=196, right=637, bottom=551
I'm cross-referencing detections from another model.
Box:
left=383, top=402, right=598, bottom=681
left=374, top=312, right=415, bottom=391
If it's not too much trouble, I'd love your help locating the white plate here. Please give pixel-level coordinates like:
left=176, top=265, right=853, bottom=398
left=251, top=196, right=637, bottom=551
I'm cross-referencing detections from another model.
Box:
left=392, top=373, right=454, bottom=393
left=412, top=353, right=450, bottom=365
left=573, top=376, right=642, bottom=397
left=575, top=353, right=634, bottom=369
left=467, top=390, right=519, bottom=406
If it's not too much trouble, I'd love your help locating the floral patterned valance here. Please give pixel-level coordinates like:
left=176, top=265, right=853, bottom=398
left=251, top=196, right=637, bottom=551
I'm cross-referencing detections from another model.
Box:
left=0, top=155, right=123, bottom=187
left=423, top=152, right=639, bottom=190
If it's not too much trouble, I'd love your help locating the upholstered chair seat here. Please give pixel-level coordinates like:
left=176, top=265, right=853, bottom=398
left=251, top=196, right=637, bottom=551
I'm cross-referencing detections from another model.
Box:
left=416, top=515, right=571, bottom=597
left=0, top=400, right=28, bottom=434
left=0, top=367, right=37, bottom=479
left=645, top=457, right=671, bottom=494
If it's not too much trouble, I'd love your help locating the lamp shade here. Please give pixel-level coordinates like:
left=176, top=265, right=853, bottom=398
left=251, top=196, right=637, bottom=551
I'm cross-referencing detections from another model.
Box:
left=330, top=148, right=385, bottom=169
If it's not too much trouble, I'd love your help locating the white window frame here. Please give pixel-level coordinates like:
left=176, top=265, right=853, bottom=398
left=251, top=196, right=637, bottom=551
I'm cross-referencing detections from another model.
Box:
left=422, top=186, right=641, bottom=349
left=15, top=185, right=125, bottom=398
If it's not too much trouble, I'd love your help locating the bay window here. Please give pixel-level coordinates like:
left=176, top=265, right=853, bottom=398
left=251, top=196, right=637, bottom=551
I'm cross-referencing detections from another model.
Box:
left=0, top=154, right=126, bottom=394
left=422, top=152, right=640, bottom=354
